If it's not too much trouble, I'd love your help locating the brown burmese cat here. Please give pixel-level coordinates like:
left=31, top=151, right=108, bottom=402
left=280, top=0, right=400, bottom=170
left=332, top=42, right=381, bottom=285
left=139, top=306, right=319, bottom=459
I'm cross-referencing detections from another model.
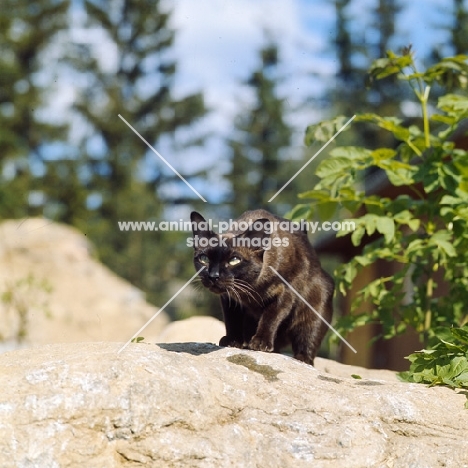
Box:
left=190, top=209, right=334, bottom=365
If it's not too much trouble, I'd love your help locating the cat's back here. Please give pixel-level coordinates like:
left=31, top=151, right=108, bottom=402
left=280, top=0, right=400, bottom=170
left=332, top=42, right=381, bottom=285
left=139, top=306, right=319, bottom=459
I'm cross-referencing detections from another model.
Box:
left=235, top=209, right=306, bottom=240
left=240, top=209, right=325, bottom=265
left=235, top=209, right=283, bottom=224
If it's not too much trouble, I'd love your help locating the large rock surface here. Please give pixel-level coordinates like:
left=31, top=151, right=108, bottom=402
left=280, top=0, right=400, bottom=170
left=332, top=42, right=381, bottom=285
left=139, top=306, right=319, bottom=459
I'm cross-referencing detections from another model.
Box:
left=0, top=342, right=466, bottom=468
left=0, top=219, right=168, bottom=349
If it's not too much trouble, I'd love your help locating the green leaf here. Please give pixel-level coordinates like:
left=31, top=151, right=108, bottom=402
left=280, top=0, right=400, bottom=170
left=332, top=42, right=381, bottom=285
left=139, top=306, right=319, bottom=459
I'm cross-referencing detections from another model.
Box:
left=368, top=53, right=413, bottom=80
left=304, top=115, right=352, bottom=145
left=317, top=201, right=338, bottom=221
left=406, top=238, right=425, bottom=255
left=376, top=217, right=395, bottom=243
left=356, top=115, right=411, bottom=141
left=354, top=254, right=374, bottom=267
left=371, top=148, right=397, bottom=162
left=407, top=219, right=420, bottom=232
left=440, top=195, right=463, bottom=205
left=425, top=56, right=468, bottom=88
left=316, top=157, right=355, bottom=179
left=377, top=160, right=417, bottom=186
left=430, top=231, right=456, bottom=257
left=451, top=327, right=468, bottom=345
left=450, top=356, right=468, bottom=377
left=131, top=336, right=145, bottom=343
left=438, top=93, right=468, bottom=116
left=442, top=377, right=457, bottom=387
left=343, top=263, right=358, bottom=283
left=363, top=215, right=377, bottom=236
left=330, top=146, right=370, bottom=161
left=286, top=204, right=310, bottom=220
left=351, top=227, right=365, bottom=247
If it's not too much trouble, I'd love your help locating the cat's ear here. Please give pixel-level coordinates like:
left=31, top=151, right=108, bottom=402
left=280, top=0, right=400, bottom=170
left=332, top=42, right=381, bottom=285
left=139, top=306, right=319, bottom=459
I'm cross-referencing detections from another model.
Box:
left=190, top=211, right=215, bottom=240
left=236, top=218, right=271, bottom=250
left=190, top=211, right=206, bottom=226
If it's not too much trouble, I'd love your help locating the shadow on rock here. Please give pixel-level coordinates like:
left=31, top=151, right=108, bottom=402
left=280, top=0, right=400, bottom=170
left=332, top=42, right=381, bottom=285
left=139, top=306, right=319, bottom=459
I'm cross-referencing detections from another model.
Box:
left=156, top=342, right=222, bottom=356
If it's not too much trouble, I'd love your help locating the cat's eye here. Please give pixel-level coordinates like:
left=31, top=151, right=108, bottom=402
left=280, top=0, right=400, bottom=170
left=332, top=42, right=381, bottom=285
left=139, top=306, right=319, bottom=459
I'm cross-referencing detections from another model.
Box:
left=198, top=254, right=209, bottom=265
left=228, top=256, right=241, bottom=266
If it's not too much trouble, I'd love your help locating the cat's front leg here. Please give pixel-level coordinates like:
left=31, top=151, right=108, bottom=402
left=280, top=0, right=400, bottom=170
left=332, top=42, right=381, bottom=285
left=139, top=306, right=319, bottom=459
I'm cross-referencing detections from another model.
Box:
left=219, top=335, right=243, bottom=348
left=219, top=295, right=245, bottom=349
left=248, top=289, right=291, bottom=353
left=248, top=334, right=275, bottom=352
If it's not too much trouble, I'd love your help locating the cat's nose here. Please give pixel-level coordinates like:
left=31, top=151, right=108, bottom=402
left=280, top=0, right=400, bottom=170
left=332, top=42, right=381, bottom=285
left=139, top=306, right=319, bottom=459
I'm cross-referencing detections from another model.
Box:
left=208, top=269, right=220, bottom=280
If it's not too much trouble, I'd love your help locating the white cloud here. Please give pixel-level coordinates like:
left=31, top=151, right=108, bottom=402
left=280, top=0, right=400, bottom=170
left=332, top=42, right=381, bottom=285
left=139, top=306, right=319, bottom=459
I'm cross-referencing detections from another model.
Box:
left=170, top=0, right=332, bottom=130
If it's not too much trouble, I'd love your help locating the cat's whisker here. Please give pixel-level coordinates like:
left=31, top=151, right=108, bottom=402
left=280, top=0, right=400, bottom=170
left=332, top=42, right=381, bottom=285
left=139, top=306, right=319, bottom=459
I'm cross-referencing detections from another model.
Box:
left=232, top=287, right=252, bottom=302
left=232, top=281, right=263, bottom=306
left=191, top=282, right=207, bottom=298
left=234, top=278, right=263, bottom=298
left=227, top=285, right=243, bottom=305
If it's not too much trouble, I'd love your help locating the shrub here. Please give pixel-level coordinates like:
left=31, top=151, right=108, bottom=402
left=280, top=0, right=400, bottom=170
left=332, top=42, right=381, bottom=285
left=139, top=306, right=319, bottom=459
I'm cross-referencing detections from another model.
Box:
left=290, top=50, right=468, bottom=397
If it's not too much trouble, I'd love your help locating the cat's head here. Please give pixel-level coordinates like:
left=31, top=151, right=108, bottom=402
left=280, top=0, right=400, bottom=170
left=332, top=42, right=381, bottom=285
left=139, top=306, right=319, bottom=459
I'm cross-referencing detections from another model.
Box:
left=190, top=211, right=270, bottom=297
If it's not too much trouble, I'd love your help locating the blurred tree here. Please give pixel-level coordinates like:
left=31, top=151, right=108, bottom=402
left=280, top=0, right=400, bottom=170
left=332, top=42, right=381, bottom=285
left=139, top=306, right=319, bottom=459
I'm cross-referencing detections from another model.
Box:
left=330, top=0, right=406, bottom=149
left=225, top=42, right=295, bottom=215
left=451, top=0, right=468, bottom=54
left=67, top=0, right=208, bottom=307
left=431, top=0, right=468, bottom=60
left=333, top=0, right=363, bottom=114
left=0, top=0, right=70, bottom=218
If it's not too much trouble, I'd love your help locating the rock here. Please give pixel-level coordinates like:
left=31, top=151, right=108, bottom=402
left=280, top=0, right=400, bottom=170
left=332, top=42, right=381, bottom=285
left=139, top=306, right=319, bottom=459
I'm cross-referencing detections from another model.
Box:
left=0, top=342, right=466, bottom=467
left=157, top=316, right=225, bottom=344
left=314, top=355, right=400, bottom=382
left=0, top=219, right=168, bottom=349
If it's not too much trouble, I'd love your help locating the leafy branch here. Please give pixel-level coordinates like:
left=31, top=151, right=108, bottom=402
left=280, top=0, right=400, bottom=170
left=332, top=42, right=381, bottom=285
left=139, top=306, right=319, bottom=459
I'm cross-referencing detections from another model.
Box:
left=399, top=325, right=468, bottom=409
left=292, top=49, right=468, bottom=346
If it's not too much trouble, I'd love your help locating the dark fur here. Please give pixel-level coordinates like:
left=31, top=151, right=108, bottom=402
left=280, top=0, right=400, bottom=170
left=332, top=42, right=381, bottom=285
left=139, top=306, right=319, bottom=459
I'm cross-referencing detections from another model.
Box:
left=190, top=210, right=334, bottom=365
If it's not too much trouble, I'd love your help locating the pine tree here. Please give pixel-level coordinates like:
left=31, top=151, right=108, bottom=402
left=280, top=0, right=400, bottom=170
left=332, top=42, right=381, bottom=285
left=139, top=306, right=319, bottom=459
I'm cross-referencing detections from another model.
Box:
left=329, top=0, right=406, bottom=149
left=432, top=0, right=468, bottom=60
left=452, top=0, right=468, bottom=54
left=334, top=0, right=360, bottom=96
left=69, top=0, right=207, bottom=305
left=226, top=42, right=294, bottom=215
left=0, top=0, right=70, bottom=218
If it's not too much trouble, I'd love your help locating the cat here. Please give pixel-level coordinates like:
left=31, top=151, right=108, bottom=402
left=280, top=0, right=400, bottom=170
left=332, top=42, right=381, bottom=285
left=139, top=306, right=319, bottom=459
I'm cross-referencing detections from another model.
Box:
left=190, top=209, right=334, bottom=366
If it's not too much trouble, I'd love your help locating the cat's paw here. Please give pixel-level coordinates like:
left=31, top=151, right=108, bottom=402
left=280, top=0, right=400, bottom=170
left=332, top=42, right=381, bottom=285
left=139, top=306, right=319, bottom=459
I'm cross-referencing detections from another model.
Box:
left=219, top=336, right=243, bottom=348
left=248, top=335, right=274, bottom=353
left=294, top=352, right=315, bottom=366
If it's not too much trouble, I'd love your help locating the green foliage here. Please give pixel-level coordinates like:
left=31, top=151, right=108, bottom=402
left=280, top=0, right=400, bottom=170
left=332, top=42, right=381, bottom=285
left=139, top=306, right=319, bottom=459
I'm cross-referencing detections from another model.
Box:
left=67, top=0, right=208, bottom=311
left=293, top=50, right=468, bottom=348
left=399, top=325, right=468, bottom=409
left=131, top=336, right=145, bottom=343
left=1, top=274, right=53, bottom=342
left=0, top=0, right=70, bottom=218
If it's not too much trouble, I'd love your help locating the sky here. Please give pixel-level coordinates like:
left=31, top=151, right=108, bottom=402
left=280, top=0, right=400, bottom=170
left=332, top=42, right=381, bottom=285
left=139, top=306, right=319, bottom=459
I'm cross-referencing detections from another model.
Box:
left=164, top=0, right=337, bottom=203
left=43, top=0, right=463, bottom=207
left=169, top=0, right=452, bottom=119
left=158, top=0, right=456, bottom=204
